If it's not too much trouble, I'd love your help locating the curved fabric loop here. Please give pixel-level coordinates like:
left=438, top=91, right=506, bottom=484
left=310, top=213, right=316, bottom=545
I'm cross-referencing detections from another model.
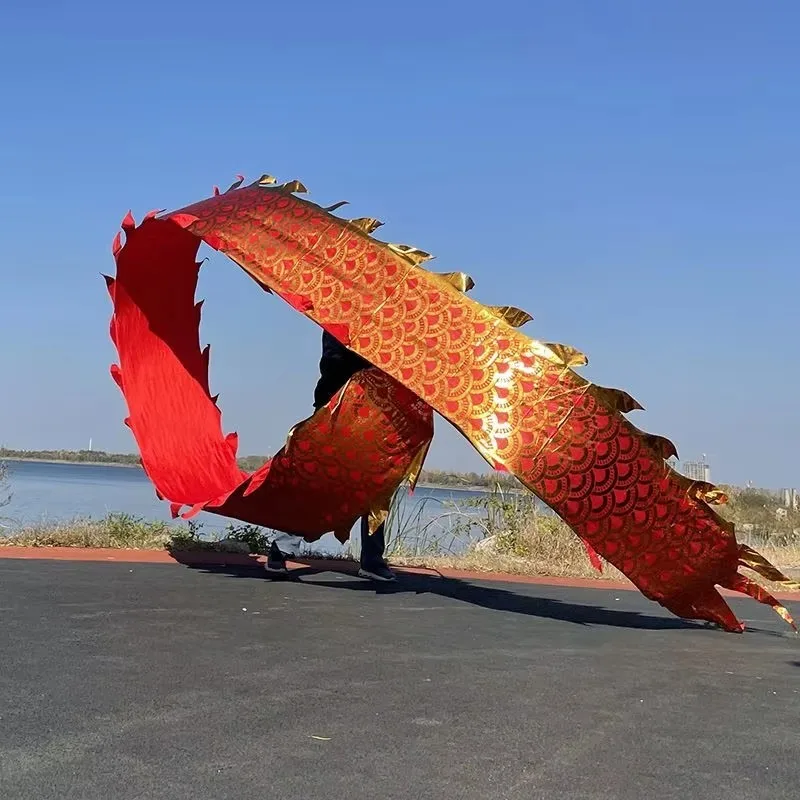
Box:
left=109, top=215, right=432, bottom=541
left=107, top=177, right=794, bottom=632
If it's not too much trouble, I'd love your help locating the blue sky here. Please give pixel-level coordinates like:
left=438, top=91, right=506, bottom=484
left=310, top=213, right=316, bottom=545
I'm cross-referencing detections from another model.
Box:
left=1, top=1, right=798, bottom=487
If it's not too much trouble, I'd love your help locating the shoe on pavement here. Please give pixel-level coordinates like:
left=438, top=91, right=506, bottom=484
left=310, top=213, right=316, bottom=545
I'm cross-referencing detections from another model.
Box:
left=358, top=562, right=396, bottom=582
left=264, top=541, right=288, bottom=574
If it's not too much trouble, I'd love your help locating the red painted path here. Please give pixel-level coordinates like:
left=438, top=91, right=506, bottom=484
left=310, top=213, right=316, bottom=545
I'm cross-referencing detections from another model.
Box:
left=1, top=546, right=796, bottom=600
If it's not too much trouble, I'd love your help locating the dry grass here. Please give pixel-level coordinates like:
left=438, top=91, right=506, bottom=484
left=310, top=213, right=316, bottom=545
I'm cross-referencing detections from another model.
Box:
left=0, top=514, right=176, bottom=549
left=386, top=488, right=800, bottom=591
left=386, top=490, right=627, bottom=580
left=391, top=550, right=626, bottom=581
left=390, top=510, right=626, bottom=580
left=0, top=513, right=268, bottom=554
left=2, top=497, right=799, bottom=593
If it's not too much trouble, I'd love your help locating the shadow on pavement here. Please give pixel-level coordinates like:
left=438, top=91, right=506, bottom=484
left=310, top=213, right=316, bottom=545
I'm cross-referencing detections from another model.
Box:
left=173, top=558, right=700, bottom=631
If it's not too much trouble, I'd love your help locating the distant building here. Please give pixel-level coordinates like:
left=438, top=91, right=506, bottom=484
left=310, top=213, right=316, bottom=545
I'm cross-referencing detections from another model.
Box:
left=780, top=488, right=800, bottom=509
left=682, top=456, right=711, bottom=483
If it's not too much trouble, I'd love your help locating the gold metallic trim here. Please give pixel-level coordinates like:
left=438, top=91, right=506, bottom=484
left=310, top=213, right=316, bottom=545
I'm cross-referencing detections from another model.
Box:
left=688, top=481, right=728, bottom=505
left=367, top=505, right=389, bottom=534
left=486, top=305, right=533, bottom=328
left=433, top=271, right=476, bottom=293
left=348, top=217, right=384, bottom=234
left=545, top=343, right=588, bottom=368
left=738, top=544, right=800, bottom=588
left=593, top=386, right=643, bottom=413
left=280, top=179, right=308, bottom=194
left=387, top=243, right=434, bottom=265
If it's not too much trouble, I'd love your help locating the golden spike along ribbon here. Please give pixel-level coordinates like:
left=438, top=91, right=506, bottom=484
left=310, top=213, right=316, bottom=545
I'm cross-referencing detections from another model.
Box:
left=738, top=544, right=800, bottom=588
left=348, top=217, right=384, bottom=234
left=387, top=243, right=434, bottom=265
left=280, top=179, right=308, bottom=194
left=486, top=305, right=533, bottom=328
left=688, top=482, right=729, bottom=506
left=431, top=271, right=476, bottom=293
left=544, top=342, right=589, bottom=368
left=592, top=386, right=644, bottom=413
left=726, top=573, right=798, bottom=630
left=773, top=603, right=796, bottom=629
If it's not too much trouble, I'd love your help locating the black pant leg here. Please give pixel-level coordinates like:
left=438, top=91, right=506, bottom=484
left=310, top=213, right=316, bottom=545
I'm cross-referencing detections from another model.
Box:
left=360, top=516, right=386, bottom=567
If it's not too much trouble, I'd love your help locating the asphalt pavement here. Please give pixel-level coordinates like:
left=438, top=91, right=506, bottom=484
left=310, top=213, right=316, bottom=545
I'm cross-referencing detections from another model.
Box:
left=0, top=559, right=798, bottom=800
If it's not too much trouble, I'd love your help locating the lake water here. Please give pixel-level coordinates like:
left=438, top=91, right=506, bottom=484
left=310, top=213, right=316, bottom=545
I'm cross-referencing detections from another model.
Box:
left=1, top=460, right=501, bottom=555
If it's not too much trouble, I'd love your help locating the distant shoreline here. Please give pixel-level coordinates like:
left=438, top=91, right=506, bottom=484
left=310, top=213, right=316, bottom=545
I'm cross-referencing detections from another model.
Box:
left=3, top=457, right=502, bottom=493
left=4, top=457, right=141, bottom=469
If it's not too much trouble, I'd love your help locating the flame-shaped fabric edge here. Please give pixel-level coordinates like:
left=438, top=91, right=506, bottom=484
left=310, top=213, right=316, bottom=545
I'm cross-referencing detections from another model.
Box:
left=434, top=271, right=476, bottom=293
left=486, top=305, right=533, bottom=328
left=348, top=217, right=384, bottom=235
left=108, top=212, right=248, bottom=518
left=108, top=210, right=285, bottom=520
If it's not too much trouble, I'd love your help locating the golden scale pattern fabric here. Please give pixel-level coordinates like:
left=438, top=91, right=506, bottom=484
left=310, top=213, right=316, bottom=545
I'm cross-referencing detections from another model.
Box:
left=107, top=175, right=798, bottom=632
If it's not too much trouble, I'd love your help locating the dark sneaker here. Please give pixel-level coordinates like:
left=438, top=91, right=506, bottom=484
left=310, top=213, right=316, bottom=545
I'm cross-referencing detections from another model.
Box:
left=358, top=562, right=396, bottom=582
left=264, top=541, right=288, bottom=575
